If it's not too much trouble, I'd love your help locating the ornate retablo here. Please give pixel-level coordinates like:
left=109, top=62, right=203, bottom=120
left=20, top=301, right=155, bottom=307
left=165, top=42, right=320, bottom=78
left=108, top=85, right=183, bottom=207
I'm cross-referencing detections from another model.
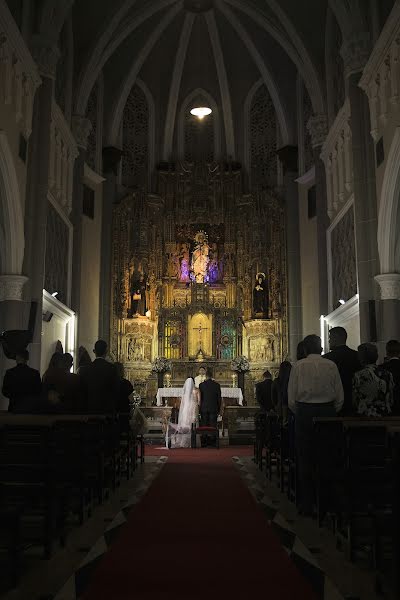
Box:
left=111, top=162, right=287, bottom=403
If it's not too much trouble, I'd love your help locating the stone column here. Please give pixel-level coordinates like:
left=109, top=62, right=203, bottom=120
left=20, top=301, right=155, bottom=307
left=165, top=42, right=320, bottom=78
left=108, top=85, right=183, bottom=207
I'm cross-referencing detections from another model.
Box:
left=277, top=145, right=303, bottom=360
left=308, top=115, right=329, bottom=315
left=342, top=33, right=379, bottom=342
left=23, top=40, right=59, bottom=370
left=70, top=116, right=92, bottom=347
left=375, top=274, right=400, bottom=352
left=0, top=276, right=29, bottom=408
left=99, top=147, right=123, bottom=344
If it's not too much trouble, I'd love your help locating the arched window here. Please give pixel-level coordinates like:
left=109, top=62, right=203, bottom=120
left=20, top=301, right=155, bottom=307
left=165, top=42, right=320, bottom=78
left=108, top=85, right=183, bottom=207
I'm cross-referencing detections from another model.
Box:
left=249, top=83, right=277, bottom=188
left=122, top=84, right=149, bottom=187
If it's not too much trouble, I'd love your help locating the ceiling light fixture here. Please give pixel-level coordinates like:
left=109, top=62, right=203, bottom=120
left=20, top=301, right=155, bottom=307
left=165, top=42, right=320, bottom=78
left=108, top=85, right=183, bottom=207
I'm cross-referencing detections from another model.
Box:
left=190, top=106, right=212, bottom=120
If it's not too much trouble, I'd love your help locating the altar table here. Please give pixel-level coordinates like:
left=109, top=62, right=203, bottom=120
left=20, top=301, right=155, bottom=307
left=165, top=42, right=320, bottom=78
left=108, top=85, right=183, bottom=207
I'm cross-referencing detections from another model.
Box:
left=156, top=387, right=243, bottom=407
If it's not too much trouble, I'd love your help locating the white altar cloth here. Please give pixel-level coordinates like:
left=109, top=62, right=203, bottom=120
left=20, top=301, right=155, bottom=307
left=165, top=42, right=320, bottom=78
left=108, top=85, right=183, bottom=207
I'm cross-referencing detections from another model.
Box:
left=156, top=387, right=243, bottom=406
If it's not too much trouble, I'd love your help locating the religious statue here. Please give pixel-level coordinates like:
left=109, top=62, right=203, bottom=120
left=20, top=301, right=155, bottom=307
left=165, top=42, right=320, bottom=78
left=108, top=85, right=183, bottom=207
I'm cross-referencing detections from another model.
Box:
left=191, top=231, right=209, bottom=283
left=253, top=273, right=269, bottom=318
left=130, top=273, right=148, bottom=316
left=179, top=243, right=190, bottom=282
left=128, top=337, right=142, bottom=361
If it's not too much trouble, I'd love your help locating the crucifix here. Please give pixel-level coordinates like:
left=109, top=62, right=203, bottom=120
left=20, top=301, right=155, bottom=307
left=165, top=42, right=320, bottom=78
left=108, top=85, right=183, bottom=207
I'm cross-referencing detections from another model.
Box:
left=192, top=321, right=209, bottom=358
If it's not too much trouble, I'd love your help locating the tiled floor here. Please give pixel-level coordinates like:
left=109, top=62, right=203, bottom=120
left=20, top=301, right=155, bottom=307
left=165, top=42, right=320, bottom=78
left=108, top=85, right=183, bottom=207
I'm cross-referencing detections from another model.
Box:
left=235, top=456, right=382, bottom=600
left=2, top=456, right=166, bottom=600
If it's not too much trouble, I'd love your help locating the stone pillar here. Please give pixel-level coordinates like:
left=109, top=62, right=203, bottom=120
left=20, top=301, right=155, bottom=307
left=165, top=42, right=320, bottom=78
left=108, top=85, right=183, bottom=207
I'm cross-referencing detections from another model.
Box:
left=0, top=276, right=29, bottom=408
left=308, top=115, right=329, bottom=315
left=375, top=274, right=400, bottom=352
left=70, top=116, right=92, bottom=347
left=99, top=147, right=123, bottom=344
left=277, top=145, right=303, bottom=360
left=23, top=40, right=59, bottom=370
left=342, top=33, right=379, bottom=342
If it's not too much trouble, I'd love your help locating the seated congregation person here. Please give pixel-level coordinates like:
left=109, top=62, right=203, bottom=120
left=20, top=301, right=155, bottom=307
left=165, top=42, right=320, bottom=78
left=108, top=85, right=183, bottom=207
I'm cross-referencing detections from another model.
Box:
left=353, top=343, right=394, bottom=417
left=288, top=334, right=343, bottom=515
left=2, top=349, right=42, bottom=413
left=41, top=353, right=85, bottom=413
left=255, top=370, right=274, bottom=412
left=272, top=361, right=292, bottom=420
left=380, top=339, right=400, bottom=415
left=115, top=362, right=133, bottom=413
left=42, top=351, right=64, bottom=387
left=77, top=347, right=92, bottom=376
left=79, top=339, right=118, bottom=414
left=323, top=326, right=360, bottom=415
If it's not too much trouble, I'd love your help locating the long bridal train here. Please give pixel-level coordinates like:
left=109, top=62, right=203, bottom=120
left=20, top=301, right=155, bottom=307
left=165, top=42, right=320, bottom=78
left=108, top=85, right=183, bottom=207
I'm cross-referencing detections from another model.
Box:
left=166, top=378, right=199, bottom=448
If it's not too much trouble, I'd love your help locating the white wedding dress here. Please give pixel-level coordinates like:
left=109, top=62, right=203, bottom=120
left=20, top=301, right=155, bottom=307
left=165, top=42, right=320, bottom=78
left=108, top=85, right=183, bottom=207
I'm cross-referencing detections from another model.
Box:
left=166, top=378, right=198, bottom=448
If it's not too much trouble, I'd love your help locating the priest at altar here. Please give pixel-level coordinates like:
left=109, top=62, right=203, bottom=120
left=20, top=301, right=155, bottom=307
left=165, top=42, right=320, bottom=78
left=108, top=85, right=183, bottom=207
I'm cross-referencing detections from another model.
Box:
left=156, top=386, right=243, bottom=407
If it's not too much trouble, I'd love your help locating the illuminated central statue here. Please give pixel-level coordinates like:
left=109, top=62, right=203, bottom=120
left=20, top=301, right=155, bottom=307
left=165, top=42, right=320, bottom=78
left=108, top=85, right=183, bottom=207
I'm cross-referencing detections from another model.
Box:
left=191, top=230, right=209, bottom=283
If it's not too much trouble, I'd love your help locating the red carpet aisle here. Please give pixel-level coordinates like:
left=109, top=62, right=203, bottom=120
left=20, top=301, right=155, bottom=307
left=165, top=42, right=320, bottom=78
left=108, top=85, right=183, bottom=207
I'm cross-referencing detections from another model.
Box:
left=83, top=448, right=317, bottom=600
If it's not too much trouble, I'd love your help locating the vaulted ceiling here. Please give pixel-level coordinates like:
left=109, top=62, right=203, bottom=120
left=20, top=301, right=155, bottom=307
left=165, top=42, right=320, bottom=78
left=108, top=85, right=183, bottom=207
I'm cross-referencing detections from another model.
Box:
left=70, top=0, right=329, bottom=155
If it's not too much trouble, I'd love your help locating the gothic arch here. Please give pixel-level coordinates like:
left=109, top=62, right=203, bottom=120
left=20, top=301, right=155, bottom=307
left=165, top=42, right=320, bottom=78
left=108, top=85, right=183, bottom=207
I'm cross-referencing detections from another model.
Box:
left=120, top=79, right=155, bottom=185
left=178, top=89, right=221, bottom=161
left=377, top=127, right=400, bottom=274
left=0, top=132, right=24, bottom=274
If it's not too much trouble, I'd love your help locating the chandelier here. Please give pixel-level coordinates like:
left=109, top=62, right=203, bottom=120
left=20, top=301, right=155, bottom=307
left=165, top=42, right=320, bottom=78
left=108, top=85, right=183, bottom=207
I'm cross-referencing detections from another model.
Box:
left=190, top=106, right=212, bottom=120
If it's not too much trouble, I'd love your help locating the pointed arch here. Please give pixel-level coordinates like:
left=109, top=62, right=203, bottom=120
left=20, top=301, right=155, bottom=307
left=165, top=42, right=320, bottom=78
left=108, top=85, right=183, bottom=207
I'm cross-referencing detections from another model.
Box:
left=178, top=88, right=221, bottom=160
left=107, top=3, right=181, bottom=146
left=163, top=12, right=195, bottom=160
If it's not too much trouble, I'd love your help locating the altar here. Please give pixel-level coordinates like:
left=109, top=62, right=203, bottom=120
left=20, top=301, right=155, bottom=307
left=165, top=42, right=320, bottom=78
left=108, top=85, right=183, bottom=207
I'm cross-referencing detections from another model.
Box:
left=156, top=386, right=243, bottom=407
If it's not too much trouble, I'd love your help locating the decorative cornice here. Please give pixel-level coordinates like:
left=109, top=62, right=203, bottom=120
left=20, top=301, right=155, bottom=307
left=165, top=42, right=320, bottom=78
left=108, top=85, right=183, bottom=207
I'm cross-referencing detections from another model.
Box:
left=320, top=100, right=350, bottom=161
left=30, top=37, right=60, bottom=79
left=340, top=31, right=371, bottom=78
left=52, top=102, right=79, bottom=160
left=375, top=273, right=400, bottom=300
left=307, top=114, right=328, bottom=148
left=72, top=115, right=92, bottom=150
left=359, top=1, right=400, bottom=91
left=0, top=0, right=41, bottom=88
left=0, top=275, right=28, bottom=302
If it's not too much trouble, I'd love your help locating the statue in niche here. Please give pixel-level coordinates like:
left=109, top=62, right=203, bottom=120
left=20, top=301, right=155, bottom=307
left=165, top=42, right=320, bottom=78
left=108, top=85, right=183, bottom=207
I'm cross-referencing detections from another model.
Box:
left=178, top=243, right=190, bottom=282
left=167, top=249, right=179, bottom=278
left=127, top=338, right=142, bottom=361
left=253, top=272, right=269, bottom=318
left=191, top=231, right=209, bottom=283
left=208, top=243, right=219, bottom=282
left=130, top=273, right=148, bottom=316
left=265, top=338, right=275, bottom=362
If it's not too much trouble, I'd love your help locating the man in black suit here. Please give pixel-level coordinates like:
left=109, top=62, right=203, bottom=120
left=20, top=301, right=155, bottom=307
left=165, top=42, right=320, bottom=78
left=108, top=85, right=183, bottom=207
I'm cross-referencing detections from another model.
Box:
left=255, top=370, right=273, bottom=412
left=381, top=339, right=400, bottom=414
left=79, top=340, right=118, bottom=414
left=199, top=367, right=221, bottom=447
left=323, top=326, right=360, bottom=415
left=2, top=349, right=42, bottom=413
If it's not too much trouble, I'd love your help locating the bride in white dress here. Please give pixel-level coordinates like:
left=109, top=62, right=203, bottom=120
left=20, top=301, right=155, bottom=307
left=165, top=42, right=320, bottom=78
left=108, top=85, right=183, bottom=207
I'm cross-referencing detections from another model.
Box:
left=166, top=377, right=198, bottom=448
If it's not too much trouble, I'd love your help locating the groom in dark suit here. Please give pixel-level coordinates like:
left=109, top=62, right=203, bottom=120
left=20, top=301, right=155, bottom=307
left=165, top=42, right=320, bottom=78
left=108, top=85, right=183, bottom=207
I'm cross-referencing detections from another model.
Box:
left=199, top=367, right=221, bottom=447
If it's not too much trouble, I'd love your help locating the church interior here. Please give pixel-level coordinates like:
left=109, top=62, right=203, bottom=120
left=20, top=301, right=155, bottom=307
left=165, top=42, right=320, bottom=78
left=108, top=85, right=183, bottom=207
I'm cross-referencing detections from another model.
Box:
left=0, top=0, right=400, bottom=598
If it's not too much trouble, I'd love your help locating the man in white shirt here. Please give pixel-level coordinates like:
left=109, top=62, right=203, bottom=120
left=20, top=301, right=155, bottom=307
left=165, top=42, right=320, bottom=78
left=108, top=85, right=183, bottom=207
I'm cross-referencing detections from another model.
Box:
left=288, top=334, right=343, bottom=515
left=194, top=366, right=206, bottom=389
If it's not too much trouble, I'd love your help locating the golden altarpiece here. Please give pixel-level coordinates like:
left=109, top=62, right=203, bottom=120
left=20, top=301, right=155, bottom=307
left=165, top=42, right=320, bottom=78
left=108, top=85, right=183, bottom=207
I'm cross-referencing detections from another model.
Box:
left=110, top=162, right=287, bottom=404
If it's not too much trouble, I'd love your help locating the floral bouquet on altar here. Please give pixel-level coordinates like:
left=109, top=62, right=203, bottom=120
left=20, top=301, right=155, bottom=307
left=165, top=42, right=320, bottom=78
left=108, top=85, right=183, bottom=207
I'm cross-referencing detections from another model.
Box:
left=231, top=355, right=250, bottom=372
left=151, top=357, right=171, bottom=373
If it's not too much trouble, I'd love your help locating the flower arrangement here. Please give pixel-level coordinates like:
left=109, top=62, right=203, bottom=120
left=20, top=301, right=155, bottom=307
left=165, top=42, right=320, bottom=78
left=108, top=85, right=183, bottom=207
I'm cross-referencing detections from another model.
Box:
left=231, top=355, right=250, bottom=372
left=152, top=357, right=171, bottom=373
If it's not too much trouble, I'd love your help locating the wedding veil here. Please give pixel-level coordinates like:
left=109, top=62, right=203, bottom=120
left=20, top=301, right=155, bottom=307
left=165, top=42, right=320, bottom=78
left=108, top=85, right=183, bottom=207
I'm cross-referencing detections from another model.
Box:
left=177, top=378, right=195, bottom=429
left=166, top=377, right=195, bottom=448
